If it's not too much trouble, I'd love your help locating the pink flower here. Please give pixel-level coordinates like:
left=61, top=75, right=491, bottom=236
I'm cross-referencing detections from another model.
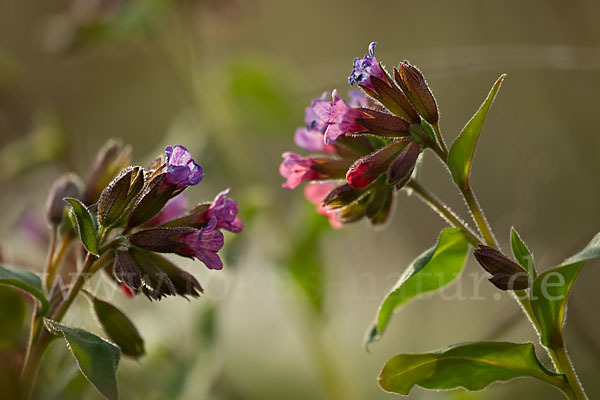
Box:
left=148, top=195, right=188, bottom=225
left=304, top=182, right=342, bottom=229
left=175, top=218, right=224, bottom=270
left=348, top=42, right=388, bottom=91
left=280, top=152, right=322, bottom=189
left=313, top=90, right=367, bottom=145
left=205, top=188, right=243, bottom=233
left=294, top=127, right=335, bottom=153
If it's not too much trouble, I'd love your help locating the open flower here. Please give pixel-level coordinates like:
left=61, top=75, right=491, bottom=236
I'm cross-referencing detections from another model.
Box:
left=174, top=218, right=225, bottom=270
left=313, top=90, right=367, bottom=144
left=348, top=42, right=387, bottom=91
left=164, top=145, right=204, bottom=190
left=280, top=152, right=322, bottom=189
left=204, top=188, right=243, bottom=233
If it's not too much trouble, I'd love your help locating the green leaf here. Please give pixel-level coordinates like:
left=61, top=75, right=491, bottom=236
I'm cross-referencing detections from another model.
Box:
left=85, top=292, right=145, bottom=359
left=530, top=231, right=600, bottom=347
left=366, top=228, right=469, bottom=347
left=378, top=341, right=564, bottom=395
left=44, top=318, right=120, bottom=400
left=510, top=227, right=536, bottom=279
left=448, top=74, right=506, bottom=188
left=0, top=264, right=49, bottom=315
left=64, top=198, right=99, bottom=255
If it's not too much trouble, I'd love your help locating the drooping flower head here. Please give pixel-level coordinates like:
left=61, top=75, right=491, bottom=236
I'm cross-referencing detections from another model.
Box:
left=348, top=42, right=387, bottom=91
left=175, top=218, right=225, bottom=270
left=164, top=145, right=204, bottom=190
left=280, top=152, right=322, bottom=189
left=204, top=188, right=243, bottom=233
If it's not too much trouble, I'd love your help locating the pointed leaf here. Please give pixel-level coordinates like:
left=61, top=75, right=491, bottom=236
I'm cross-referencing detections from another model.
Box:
left=366, top=228, right=469, bottom=346
left=510, top=227, right=536, bottom=278
left=448, top=74, right=505, bottom=188
left=64, top=198, right=99, bottom=255
left=44, top=318, right=120, bottom=400
left=378, top=341, right=565, bottom=395
left=85, top=292, right=145, bottom=358
left=530, top=231, right=600, bottom=347
left=0, top=265, right=49, bottom=315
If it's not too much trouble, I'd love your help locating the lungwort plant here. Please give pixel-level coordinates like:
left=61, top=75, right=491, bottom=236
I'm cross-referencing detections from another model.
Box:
left=3, top=140, right=241, bottom=399
left=280, top=42, right=596, bottom=399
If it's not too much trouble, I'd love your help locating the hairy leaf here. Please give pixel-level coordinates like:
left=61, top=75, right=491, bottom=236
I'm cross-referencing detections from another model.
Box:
left=44, top=318, right=120, bottom=400
left=379, top=341, right=564, bottom=395
left=64, top=198, right=99, bottom=255
left=0, top=264, right=49, bottom=315
left=448, top=75, right=505, bottom=188
left=366, top=228, right=469, bottom=347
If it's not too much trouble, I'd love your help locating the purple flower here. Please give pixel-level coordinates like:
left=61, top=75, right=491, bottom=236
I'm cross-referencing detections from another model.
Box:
left=313, top=90, right=366, bottom=144
left=164, top=145, right=204, bottom=190
left=305, top=92, right=329, bottom=132
left=148, top=194, right=188, bottom=225
left=348, top=90, right=368, bottom=108
left=204, top=188, right=243, bottom=233
left=175, top=218, right=224, bottom=270
left=294, top=127, right=336, bottom=153
left=280, top=152, right=322, bottom=189
left=348, top=42, right=387, bottom=91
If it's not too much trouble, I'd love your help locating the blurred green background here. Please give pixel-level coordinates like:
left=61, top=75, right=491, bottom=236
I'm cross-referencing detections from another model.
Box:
left=1, top=0, right=599, bottom=399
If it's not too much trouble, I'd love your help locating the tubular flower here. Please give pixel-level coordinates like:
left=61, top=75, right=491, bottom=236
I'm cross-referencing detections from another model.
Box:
left=174, top=218, right=225, bottom=270
left=314, top=90, right=368, bottom=144
left=164, top=145, right=204, bottom=190
left=280, top=152, right=323, bottom=189
left=204, top=188, right=243, bottom=233
left=348, top=42, right=388, bottom=91
left=148, top=194, right=188, bottom=226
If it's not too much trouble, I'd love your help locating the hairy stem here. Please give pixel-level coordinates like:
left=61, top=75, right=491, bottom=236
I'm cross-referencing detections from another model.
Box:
left=406, top=179, right=481, bottom=245
left=459, top=185, right=499, bottom=249
left=551, top=336, right=588, bottom=399
left=433, top=122, right=449, bottom=156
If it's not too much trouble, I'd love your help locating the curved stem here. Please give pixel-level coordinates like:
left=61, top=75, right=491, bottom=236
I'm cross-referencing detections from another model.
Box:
left=44, top=234, right=73, bottom=293
left=406, top=179, right=482, bottom=246
left=551, top=336, right=588, bottom=399
left=460, top=184, right=499, bottom=249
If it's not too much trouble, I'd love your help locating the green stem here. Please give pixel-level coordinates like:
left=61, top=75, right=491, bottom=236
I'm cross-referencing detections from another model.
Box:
left=459, top=184, right=498, bottom=249
left=44, top=234, right=73, bottom=293
left=551, top=336, right=588, bottom=399
left=406, top=179, right=482, bottom=245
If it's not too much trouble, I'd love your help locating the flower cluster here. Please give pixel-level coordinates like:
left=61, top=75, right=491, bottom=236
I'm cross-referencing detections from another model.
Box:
left=280, top=42, right=442, bottom=228
left=53, top=142, right=242, bottom=300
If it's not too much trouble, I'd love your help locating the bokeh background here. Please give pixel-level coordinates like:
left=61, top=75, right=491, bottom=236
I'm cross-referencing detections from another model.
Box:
left=1, top=0, right=599, bottom=399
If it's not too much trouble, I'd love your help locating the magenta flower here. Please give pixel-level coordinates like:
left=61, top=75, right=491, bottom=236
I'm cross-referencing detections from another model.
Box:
left=304, top=182, right=342, bottom=229
left=348, top=42, right=388, bottom=91
left=313, top=90, right=366, bottom=145
left=280, top=152, right=322, bottom=189
left=148, top=194, right=188, bottom=225
left=164, top=145, right=204, bottom=190
left=204, top=188, right=243, bottom=233
left=305, top=92, right=329, bottom=132
left=175, top=218, right=224, bottom=270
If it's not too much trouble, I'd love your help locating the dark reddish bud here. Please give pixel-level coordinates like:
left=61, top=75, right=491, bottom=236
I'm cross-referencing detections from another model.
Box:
left=97, top=166, right=144, bottom=227
left=322, top=184, right=365, bottom=209
left=346, top=140, right=410, bottom=188
left=387, top=141, right=420, bottom=187
left=128, top=227, right=196, bottom=254
left=309, top=158, right=353, bottom=179
left=113, top=251, right=142, bottom=292
left=366, top=75, right=420, bottom=124
left=395, top=62, right=439, bottom=124
left=46, top=173, right=82, bottom=227
left=128, top=249, right=177, bottom=301
left=147, top=253, right=203, bottom=298
left=473, top=245, right=530, bottom=290
left=126, top=173, right=177, bottom=230
left=355, top=109, right=411, bottom=138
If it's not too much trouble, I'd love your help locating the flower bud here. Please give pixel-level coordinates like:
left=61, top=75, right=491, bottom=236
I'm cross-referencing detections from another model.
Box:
left=46, top=173, right=82, bottom=227
left=147, top=253, right=203, bottom=298
left=322, top=184, right=365, bottom=209
left=97, top=166, right=144, bottom=227
left=338, top=196, right=369, bottom=224
left=128, top=249, right=177, bottom=300
left=365, top=185, right=394, bottom=226
left=346, top=140, right=410, bottom=188
left=83, top=140, right=131, bottom=205
left=473, top=245, right=530, bottom=290
left=128, top=227, right=196, bottom=254
left=126, top=173, right=177, bottom=230
left=113, top=251, right=142, bottom=292
left=356, top=108, right=411, bottom=138
left=387, top=141, right=420, bottom=187
left=395, top=62, right=439, bottom=124
left=368, top=75, right=420, bottom=124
